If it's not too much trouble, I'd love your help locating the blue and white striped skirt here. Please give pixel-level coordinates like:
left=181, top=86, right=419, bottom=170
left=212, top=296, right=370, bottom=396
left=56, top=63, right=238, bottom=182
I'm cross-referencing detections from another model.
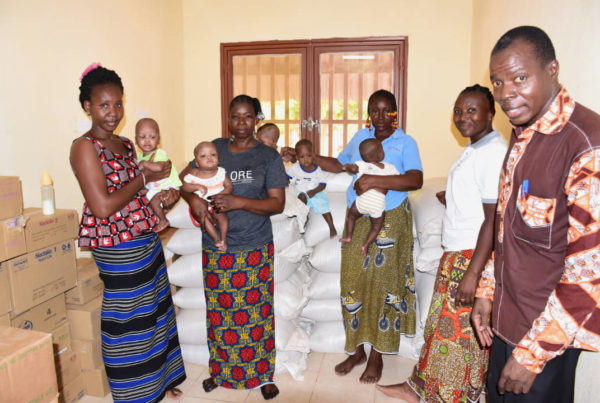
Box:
left=92, top=232, right=186, bottom=403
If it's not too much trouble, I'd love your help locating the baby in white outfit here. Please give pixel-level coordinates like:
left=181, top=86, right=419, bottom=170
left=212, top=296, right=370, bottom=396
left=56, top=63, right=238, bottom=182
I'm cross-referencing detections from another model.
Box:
left=183, top=142, right=233, bottom=251
left=340, top=139, right=399, bottom=256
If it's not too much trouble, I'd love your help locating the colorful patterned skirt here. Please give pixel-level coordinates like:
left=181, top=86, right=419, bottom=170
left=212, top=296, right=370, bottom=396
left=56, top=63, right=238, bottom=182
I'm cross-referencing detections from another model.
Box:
left=340, top=200, right=416, bottom=354
left=202, top=242, right=276, bottom=389
left=409, top=250, right=489, bottom=403
left=91, top=233, right=186, bottom=403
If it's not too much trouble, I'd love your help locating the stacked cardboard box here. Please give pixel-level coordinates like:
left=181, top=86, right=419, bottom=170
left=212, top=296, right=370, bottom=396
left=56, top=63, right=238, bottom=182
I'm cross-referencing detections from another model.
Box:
left=0, top=177, right=85, bottom=403
left=0, top=325, right=59, bottom=402
left=67, top=290, right=110, bottom=398
left=67, top=258, right=109, bottom=397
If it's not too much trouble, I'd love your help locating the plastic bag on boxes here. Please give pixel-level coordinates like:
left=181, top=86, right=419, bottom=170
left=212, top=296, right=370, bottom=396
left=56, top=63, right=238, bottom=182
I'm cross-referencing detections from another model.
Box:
left=303, top=192, right=347, bottom=247
left=301, top=298, right=342, bottom=322
left=166, top=253, right=203, bottom=287
left=274, top=270, right=310, bottom=320
left=309, top=320, right=345, bottom=353
left=172, top=287, right=205, bottom=309
left=307, top=237, right=341, bottom=273
left=408, top=177, right=446, bottom=249
left=320, top=171, right=352, bottom=193
left=307, top=271, right=340, bottom=300
left=166, top=199, right=197, bottom=229
left=180, top=343, right=209, bottom=365
left=176, top=308, right=207, bottom=344
left=165, top=228, right=203, bottom=255
left=415, top=245, right=443, bottom=273
left=271, top=216, right=302, bottom=253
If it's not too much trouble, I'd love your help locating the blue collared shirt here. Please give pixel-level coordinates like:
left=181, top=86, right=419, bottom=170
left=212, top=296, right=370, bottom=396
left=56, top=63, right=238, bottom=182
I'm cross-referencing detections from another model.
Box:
left=337, top=127, right=423, bottom=210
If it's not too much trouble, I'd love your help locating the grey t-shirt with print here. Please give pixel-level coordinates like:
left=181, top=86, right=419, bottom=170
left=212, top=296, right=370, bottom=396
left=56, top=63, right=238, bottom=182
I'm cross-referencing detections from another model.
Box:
left=190, top=138, right=287, bottom=251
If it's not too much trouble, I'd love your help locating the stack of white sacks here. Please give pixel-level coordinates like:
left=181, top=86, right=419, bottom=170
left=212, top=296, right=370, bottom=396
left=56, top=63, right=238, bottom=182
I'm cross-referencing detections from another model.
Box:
left=161, top=173, right=447, bottom=380
left=163, top=187, right=314, bottom=380
left=301, top=173, right=446, bottom=359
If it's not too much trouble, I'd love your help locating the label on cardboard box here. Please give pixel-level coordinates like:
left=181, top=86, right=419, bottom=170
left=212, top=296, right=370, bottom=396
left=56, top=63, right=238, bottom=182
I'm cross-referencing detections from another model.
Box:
left=0, top=326, right=58, bottom=403
left=10, top=293, right=67, bottom=333
left=0, top=263, right=11, bottom=315
left=0, top=177, right=23, bottom=220
left=6, top=239, right=77, bottom=315
left=0, top=216, right=26, bottom=261
left=67, top=296, right=102, bottom=341
left=23, top=208, right=79, bottom=252
left=59, top=374, right=84, bottom=403
left=52, top=322, right=72, bottom=356
left=65, top=263, right=103, bottom=305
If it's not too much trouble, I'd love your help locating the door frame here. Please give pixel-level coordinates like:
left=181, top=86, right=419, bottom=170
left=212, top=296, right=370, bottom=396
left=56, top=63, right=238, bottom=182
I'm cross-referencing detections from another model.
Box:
left=220, top=36, right=408, bottom=153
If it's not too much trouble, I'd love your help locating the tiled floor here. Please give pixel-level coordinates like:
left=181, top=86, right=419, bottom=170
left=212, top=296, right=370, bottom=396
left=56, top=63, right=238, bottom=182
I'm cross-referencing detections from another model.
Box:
left=79, top=353, right=417, bottom=403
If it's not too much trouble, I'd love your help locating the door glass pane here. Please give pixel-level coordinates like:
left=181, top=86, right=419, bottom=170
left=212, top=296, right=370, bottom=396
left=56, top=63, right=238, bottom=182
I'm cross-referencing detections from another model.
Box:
left=319, top=51, right=394, bottom=156
left=233, top=54, right=302, bottom=149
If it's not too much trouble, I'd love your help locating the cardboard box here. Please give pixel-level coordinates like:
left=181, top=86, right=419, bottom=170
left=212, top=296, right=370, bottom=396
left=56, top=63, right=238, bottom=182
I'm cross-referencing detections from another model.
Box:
left=72, top=338, right=102, bottom=370
left=52, top=322, right=72, bottom=356
left=67, top=296, right=102, bottom=341
left=0, top=313, right=9, bottom=326
left=10, top=293, right=67, bottom=333
left=6, top=239, right=77, bottom=315
left=23, top=208, right=79, bottom=252
left=0, top=177, right=23, bottom=220
left=65, top=263, right=103, bottom=305
left=0, top=326, right=58, bottom=403
left=58, top=374, right=84, bottom=403
left=0, top=215, right=26, bottom=261
left=55, top=349, right=81, bottom=390
left=82, top=366, right=110, bottom=397
left=0, top=262, right=11, bottom=315
left=76, top=257, right=96, bottom=271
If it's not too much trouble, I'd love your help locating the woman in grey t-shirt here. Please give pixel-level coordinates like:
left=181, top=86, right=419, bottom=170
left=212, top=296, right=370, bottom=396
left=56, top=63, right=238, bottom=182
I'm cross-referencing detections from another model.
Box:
left=180, top=95, right=287, bottom=400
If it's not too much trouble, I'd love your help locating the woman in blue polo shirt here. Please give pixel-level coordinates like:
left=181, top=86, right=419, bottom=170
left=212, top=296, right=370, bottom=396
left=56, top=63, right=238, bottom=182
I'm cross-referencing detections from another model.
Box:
left=284, top=89, right=423, bottom=383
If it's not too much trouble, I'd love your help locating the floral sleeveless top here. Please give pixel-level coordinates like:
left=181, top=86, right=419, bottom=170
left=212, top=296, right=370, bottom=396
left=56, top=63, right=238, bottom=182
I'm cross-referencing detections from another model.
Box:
left=78, top=135, right=157, bottom=248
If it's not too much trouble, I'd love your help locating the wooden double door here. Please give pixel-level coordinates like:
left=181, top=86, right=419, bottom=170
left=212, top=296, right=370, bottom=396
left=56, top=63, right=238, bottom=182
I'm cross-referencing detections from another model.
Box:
left=220, top=37, right=407, bottom=156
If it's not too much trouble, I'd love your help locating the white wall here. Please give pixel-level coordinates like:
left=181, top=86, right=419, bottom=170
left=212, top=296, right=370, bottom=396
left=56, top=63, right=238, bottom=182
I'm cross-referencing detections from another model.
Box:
left=182, top=0, right=475, bottom=179
left=471, top=0, right=600, bottom=136
left=0, top=0, right=184, bottom=212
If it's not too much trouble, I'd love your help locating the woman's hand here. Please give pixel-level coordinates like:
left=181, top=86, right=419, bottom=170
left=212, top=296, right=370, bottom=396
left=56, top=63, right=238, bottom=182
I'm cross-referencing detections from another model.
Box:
left=210, top=194, right=244, bottom=213
left=455, top=270, right=478, bottom=306
left=280, top=146, right=296, bottom=163
left=342, top=164, right=358, bottom=174
left=141, top=160, right=172, bottom=182
left=182, top=182, right=207, bottom=196
left=187, top=193, right=214, bottom=230
left=353, top=174, right=378, bottom=195
left=157, top=189, right=179, bottom=210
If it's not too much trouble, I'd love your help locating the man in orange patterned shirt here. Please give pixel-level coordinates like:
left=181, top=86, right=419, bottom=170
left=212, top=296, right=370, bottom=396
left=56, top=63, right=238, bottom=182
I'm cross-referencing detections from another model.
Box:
left=472, top=26, right=600, bottom=402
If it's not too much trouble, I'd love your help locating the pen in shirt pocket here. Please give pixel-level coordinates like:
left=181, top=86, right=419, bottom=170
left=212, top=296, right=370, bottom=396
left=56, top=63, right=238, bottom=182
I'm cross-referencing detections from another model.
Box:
left=521, top=179, right=529, bottom=198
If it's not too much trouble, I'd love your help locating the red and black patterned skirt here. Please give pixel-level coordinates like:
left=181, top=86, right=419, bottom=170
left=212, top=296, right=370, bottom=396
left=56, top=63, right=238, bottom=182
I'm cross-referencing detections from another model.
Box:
left=202, top=242, right=276, bottom=389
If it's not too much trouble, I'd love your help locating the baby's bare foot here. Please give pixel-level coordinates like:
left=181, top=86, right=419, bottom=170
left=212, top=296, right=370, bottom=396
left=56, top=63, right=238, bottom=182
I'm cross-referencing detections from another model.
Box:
left=216, top=240, right=227, bottom=251
left=330, top=229, right=338, bottom=238
left=339, top=236, right=352, bottom=243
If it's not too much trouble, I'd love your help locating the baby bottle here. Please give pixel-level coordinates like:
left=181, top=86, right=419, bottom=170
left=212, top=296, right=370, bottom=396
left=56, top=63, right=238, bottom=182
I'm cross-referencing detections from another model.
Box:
left=41, top=171, right=55, bottom=215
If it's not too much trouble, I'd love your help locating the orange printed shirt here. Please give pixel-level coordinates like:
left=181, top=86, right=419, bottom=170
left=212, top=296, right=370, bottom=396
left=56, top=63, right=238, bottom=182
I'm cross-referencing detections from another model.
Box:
left=475, top=87, right=600, bottom=373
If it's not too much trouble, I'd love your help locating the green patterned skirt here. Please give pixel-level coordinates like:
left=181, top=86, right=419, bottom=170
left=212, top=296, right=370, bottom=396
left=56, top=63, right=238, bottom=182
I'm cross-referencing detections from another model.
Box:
left=340, top=199, right=416, bottom=354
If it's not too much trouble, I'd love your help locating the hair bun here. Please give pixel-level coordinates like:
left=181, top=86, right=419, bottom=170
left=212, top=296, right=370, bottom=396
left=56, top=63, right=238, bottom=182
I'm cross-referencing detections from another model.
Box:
left=80, top=62, right=102, bottom=82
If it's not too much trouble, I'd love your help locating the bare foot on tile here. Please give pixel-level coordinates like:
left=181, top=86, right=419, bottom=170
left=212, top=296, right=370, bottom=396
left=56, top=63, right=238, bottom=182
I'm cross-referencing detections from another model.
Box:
left=359, top=350, right=382, bottom=384
left=376, top=382, right=419, bottom=402
left=334, top=346, right=366, bottom=376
